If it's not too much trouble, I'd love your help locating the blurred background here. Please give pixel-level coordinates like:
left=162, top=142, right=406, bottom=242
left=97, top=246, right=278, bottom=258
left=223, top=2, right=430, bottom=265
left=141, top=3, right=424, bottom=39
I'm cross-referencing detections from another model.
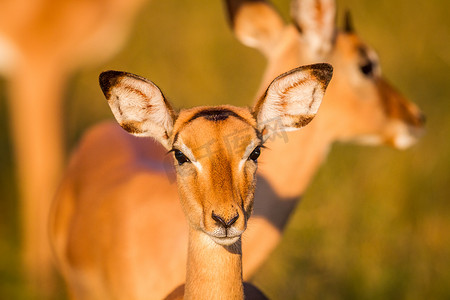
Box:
left=0, top=0, right=449, bottom=299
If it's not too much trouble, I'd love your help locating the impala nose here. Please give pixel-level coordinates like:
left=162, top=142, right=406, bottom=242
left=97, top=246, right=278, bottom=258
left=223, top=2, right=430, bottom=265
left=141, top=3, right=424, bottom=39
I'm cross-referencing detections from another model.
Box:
left=211, top=211, right=239, bottom=229
left=417, top=112, right=426, bottom=126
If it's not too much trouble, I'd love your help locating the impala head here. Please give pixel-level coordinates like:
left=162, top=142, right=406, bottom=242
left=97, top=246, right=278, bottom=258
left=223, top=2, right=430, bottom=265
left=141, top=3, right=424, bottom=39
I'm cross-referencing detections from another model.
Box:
left=99, top=64, right=332, bottom=246
left=225, top=0, right=425, bottom=149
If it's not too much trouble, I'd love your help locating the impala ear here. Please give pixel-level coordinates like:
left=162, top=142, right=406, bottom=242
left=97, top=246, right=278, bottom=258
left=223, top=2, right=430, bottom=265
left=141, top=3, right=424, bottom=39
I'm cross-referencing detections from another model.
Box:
left=253, top=63, right=333, bottom=140
left=224, top=0, right=285, bottom=57
left=343, top=9, right=354, bottom=33
left=99, top=71, right=176, bottom=149
left=291, top=0, right=336, bottom=57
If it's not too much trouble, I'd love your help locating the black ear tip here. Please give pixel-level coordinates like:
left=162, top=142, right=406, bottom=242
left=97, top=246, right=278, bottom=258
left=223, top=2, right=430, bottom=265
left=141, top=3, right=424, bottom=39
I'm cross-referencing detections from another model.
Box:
left=310, top=63, right=333, bottom=85
left=344, top=9, right=354, bottom=33
left=224, top=0, right=241, bottom=27
left=313, top=62, right=333, bottom=72
left=99, top=70, right=125, bottom=98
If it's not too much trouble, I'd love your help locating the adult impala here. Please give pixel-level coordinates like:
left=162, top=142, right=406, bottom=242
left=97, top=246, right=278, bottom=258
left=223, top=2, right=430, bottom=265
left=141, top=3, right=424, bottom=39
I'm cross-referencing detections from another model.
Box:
left=51, top=64, right=332, bottom=299
left=0, top=0, right=147, bottom=294
left=224, top=0, right=425, bottom=276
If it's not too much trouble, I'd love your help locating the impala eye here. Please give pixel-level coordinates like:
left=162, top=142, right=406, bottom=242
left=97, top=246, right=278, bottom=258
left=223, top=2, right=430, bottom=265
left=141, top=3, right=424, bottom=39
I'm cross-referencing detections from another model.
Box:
left=248, top=146, right=261, bottom=162
left=174, top=150, right=190, bottom=165
left=360, top=61, right=374, bottom=77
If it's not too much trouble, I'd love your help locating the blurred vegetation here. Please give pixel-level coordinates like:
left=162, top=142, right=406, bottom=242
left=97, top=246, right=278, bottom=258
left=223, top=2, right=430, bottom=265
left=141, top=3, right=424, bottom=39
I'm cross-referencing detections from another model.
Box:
left=1, top=0, right=449, bottom=299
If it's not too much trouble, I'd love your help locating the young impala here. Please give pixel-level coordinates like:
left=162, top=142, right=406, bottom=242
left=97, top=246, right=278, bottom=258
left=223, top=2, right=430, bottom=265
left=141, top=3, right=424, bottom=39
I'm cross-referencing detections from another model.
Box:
left=0, top=0, right=146, bottom=293
left=50, top=64, right=332, bottom=299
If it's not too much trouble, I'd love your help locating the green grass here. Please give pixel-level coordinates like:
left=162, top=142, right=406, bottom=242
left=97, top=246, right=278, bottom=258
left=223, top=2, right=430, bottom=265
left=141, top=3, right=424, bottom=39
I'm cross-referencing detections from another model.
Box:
left=1, top=0, right=449, bottom=299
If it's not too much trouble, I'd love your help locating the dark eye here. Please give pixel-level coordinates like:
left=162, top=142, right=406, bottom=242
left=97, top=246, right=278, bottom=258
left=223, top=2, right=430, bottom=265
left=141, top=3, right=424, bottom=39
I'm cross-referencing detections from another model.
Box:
left=174, top=150, right=190, bottom=165
left=248, top=146, right=261, bottom=162
left=360, top=61, right=374, bottom=77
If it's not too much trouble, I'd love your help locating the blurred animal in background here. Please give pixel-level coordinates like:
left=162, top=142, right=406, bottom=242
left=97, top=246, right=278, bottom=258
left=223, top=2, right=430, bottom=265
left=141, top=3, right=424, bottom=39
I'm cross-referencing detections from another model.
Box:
left=223, top=0, right=425, bottom=277
left=0, top=0, right=147, bottom=296
left=50, top=64, right=332, bottom=299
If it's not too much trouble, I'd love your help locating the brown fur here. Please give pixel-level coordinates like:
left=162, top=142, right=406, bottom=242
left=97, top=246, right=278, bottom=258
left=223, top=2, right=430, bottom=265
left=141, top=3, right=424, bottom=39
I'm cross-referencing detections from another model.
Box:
left=165, top=106, right=260, bottom=299
left=51, top=67, right=329, bottom=299
left=292, top=114, right=315, bottom=127
left=164, top=283, right=268, bottom=300
left=226, top=0, right=425, bottom=277
left=120, top=121, right=145, bottom=134
left=171, top=105, right=259, bottom=240
left=52, top=106, right=263, bottom=299
left=50, top=1, right=425, bottom=298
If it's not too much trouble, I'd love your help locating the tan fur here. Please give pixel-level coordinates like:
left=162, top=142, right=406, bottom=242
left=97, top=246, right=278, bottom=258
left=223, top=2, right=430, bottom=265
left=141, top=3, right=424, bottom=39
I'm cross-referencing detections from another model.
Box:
left=50, top=67, right=330, bottom=299
left=227, top=0, right=425, bottom=277
left=0, top=0, right=147, bottom=295
left=164, top=276, right=268, bottom=300
left=51, top=1, right=426, bottom=297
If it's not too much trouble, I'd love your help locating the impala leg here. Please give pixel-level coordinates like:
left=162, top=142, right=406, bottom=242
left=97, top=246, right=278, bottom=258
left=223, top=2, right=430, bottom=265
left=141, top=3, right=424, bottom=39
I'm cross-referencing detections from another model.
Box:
left=7, top=59, right=67, bottom=298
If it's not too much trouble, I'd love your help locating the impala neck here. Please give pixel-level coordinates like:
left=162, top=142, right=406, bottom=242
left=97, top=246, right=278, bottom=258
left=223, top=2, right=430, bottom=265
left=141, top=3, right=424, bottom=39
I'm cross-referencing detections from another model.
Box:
left=258, top=119, right=333, bottom=199
left=184, top=228, right=244, bottom=300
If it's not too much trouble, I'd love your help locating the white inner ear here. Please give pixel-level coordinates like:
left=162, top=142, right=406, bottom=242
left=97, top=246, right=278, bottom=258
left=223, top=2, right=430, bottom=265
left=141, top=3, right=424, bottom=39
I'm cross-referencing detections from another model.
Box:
left=292, top=0, right=336, bottom=57
left=109, top=76, right=173, bottom=137
left=234, top=2, right=285, bottom=55
left=258, top=71, right=323, bottom=125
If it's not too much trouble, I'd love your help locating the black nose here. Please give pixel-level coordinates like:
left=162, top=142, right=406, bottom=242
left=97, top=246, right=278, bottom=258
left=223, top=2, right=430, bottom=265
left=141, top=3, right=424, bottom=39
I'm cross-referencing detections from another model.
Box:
left=211, top=211, right=239, bottom=228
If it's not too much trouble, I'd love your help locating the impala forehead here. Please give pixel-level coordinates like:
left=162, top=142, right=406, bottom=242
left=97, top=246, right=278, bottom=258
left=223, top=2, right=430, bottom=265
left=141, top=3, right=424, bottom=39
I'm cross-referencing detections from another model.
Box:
left=175, top=119, right=259, bottom=161
left=173, top=106, right=256, bottom=130
left=334, top=33, right=375, bottom=61
left=172, top=108, right=260, bottom=163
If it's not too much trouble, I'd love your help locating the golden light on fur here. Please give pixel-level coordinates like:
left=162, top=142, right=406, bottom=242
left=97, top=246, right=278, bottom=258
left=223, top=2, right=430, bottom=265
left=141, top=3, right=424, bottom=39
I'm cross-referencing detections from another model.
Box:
left=49, top=0, right=426, bottom=298
left=50, top=64, right=332, bottom=299
left=0, top=0, right=148, bottom=295
left=225, top=0, right=426, bottom=278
